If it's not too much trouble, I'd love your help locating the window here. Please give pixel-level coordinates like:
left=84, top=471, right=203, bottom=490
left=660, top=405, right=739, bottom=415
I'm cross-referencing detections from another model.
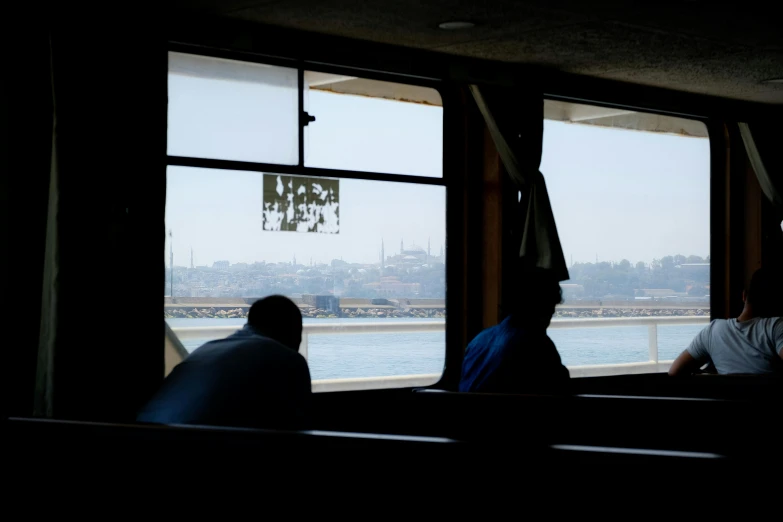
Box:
left=168, top=52, right=299, bottom=164
left=541, top=100, right=710, bottom=377
left=304, top=73, right=443, bottom=177
left=165, top=51, right=446, bottom=391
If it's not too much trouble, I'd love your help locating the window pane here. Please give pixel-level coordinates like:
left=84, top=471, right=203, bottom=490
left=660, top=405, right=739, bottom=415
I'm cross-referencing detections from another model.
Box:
left=304, top=73, right=443, bottom=177
left=164, top=166, right=446, bottom=390
left=542, top=101, right=710, bottom=377
left=168, top=52, right=298, bottom=164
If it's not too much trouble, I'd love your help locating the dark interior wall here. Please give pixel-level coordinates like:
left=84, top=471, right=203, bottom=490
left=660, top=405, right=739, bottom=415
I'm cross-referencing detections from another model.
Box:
left=758, top=114, right=783, bottom=270
left=45, top=15, right=167, bottom=420
left=1, top=19, right=53, bottom=416
left=723, top=123, right=766, bottom=317
left=710, top=123, right=730, bottom=320
left=481, top=126, right=503, bottom=329
left=762, top=198, right=783, bottom=269
left=456, top=88, right=489, bottom=353
left=1, top=7, right=168, bottom=420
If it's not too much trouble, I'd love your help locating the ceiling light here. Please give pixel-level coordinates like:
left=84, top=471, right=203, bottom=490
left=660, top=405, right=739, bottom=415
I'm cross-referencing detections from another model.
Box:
left=761, top=78, right=783, bottom=84
left=438, top=21, right=475, bottom=30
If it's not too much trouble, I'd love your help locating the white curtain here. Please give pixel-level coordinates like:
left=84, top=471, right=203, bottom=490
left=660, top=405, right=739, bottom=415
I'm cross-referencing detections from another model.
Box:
left=739, top=122, right=783, bottom=210
left=470, top=85, right=569, bottom=282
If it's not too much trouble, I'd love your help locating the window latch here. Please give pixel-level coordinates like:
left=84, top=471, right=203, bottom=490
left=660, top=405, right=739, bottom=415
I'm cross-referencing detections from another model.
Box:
left=303, top=111, right=316, bottom=126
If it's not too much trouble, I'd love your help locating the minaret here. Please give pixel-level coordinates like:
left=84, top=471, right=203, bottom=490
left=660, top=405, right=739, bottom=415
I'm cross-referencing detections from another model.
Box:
left=293, top=255, right=296, bottom=267
left=427, top=237, right=431, bottom=264
left=400, top=239, right=404, bottom=255
left=381, top=239, right=385, bottom=276
left=190, top=247, right=194, bottom=269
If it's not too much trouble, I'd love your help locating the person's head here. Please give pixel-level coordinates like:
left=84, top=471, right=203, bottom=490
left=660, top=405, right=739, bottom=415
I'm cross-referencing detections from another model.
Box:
left=504, top=266, right=564, bottom=328
left=247, top=295, right=303, bottom=351
left=744, top=268, right=783, bottom=318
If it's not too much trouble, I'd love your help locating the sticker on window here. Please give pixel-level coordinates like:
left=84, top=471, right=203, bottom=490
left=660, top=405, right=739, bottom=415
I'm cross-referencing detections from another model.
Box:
left=263, top=174, right=340, bottom=233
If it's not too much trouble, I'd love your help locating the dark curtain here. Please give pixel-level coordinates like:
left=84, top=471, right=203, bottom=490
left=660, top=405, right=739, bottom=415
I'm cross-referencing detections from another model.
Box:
left=469, top=85, right=569, bottom=289
left=18, top=11, right=167, bottom=421
left=2, top=19, right=54, bottom=417
left=739, top=121, right=783, bottom=210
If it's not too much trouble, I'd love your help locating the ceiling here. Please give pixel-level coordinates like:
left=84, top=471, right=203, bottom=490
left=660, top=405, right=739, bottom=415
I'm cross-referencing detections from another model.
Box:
left=168, top=0, right=783, bottom=104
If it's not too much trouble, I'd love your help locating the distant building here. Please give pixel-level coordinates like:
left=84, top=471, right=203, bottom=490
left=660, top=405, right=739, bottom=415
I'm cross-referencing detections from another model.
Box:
left=386, top=242, right=428, bottom=266
left=640, top=288, right=686, bottom=297
left=302, top=294, right=339, bottom=313
left=676, top=263, right=710, bottom=279
left=560, top=283, right=584, bottom=299
left=364, top=276, right=421, bottom=296
left=213, top=260, right=230, bottom=270
left=677, top=263, right=710, bottom=269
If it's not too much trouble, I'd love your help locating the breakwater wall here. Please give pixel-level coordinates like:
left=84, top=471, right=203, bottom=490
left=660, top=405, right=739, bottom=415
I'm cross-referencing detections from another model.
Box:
left=164, top=306, right=709, bottom=320
left=165, top=307, right=446, bottom=319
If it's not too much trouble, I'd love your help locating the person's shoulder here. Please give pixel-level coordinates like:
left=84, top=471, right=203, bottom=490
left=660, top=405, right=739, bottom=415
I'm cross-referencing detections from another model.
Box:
left=185, top=336, right=232, bottom=358
left=291, top=351, right=311, bottom=375
left=700, top=318, right=735, bottom=338
left=468, top=323, right=500, bottom=344
left=251, top=337, right=307, bottom=367
left=466, top=322, right=507, bottom=352
left=199, top=330, right=262, bottom=350
left=492, top=316, right=521, bottom=335
left=286, top=349, right=308, bottom=367
left=197, top=332, right=287, bottom=361
left=757, top=316, right=783, bottom=331
left=704, top=318, right=727, bottom=330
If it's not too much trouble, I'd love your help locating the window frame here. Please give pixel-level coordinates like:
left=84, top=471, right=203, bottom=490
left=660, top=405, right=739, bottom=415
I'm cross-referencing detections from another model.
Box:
left=166, top=42, right=457, bottom=389
left=534, top=93, right=720, bottom=374
left=168, top=43, right=449, bottom=186
left=542, top=92, right=720, bottom=321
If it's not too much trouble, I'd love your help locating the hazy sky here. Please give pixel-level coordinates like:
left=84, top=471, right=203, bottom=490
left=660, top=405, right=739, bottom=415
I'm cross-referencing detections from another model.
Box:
left=542, top=120, right=710, bottom=266
left=166, top=59, right=709, bottom=268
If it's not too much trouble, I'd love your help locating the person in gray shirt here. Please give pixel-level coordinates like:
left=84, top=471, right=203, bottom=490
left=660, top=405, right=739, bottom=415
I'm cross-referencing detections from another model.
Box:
left=669, top=268, right=783, bottom=376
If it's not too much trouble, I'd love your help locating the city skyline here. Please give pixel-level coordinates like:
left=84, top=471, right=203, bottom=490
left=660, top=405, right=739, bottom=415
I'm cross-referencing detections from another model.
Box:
left=166, top=236, right=446, bottom=269
left=163, top=248, right=707, bottom=301
left=164, top=246, right=706, bottom=270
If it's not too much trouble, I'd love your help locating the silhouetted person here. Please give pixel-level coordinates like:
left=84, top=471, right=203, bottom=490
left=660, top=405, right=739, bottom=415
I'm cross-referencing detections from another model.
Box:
left=459, top=268, right=570, bottom=393
left=669, top=268, right=783, bottom=376
left=138, top=295, right=312, bottom=429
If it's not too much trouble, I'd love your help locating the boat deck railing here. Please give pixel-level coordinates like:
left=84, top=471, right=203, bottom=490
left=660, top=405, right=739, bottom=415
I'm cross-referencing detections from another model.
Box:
left=167, top=316, right=710, bottom=392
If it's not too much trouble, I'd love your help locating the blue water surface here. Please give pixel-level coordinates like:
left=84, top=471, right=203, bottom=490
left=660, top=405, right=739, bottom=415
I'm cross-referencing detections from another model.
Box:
left=166, top=318, right=704, bottom=380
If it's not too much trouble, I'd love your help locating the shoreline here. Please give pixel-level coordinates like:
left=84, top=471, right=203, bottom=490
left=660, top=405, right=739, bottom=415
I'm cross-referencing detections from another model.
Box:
left=554, top=308, right=709, bottom=319
left=164, top=307, right=709, bottom=320
left=165, top=307, right=447, bottom=319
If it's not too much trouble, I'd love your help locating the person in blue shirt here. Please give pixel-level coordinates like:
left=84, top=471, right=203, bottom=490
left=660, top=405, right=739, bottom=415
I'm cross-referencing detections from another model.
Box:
left=139, top=295, right=312, bottom=429
left=460, top=269, right=569, bottom=394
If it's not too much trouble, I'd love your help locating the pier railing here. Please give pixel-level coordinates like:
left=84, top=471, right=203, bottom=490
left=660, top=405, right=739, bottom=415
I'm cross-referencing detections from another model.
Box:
left=168, top=316, right=710, bottom=392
